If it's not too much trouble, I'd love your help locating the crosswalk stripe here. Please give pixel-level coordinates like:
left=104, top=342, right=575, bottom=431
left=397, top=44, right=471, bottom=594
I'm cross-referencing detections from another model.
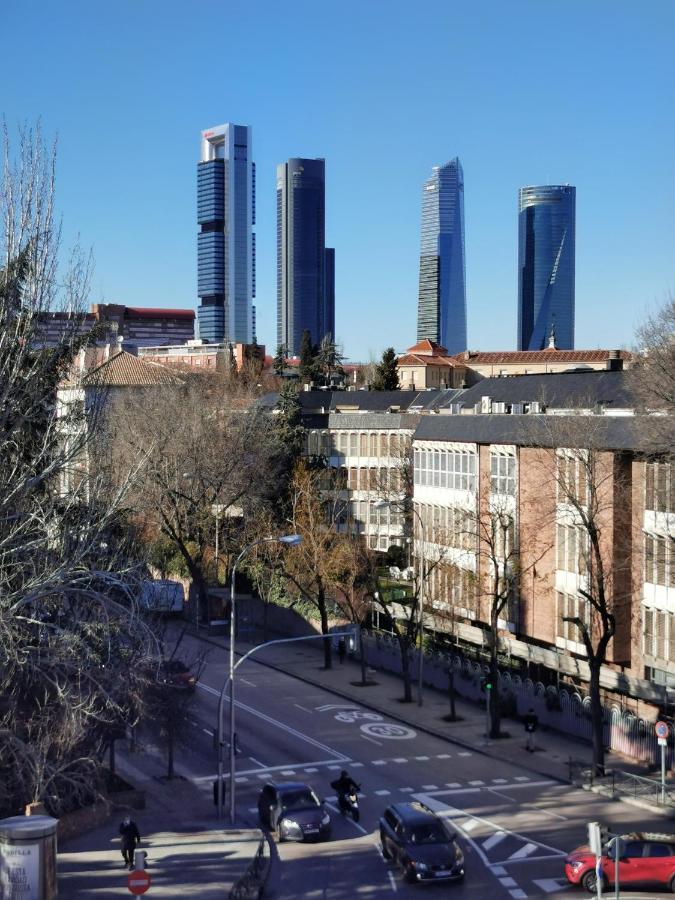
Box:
left=437, top=753, right=451, bottom=759
left=422, top=784, right=438, bottom=790
left=509, top=842, right=537, bottom=859
left=533, top=878, right=570, bottom=893
left=375, top=790, right=390, bottom=796
left=482, top=831, right=507, bottom=851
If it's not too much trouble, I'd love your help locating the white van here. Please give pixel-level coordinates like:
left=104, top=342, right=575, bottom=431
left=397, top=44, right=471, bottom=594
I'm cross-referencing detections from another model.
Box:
left=139, top=579, right=184, bottom=614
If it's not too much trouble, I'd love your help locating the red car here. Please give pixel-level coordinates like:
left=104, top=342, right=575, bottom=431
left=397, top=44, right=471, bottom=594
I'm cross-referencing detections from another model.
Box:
left=565, top=832, right=675, bottom=894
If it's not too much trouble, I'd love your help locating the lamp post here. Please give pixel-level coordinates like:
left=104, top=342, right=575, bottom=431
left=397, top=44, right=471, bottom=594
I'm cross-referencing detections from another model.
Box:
left=217, top=533, right=301, bottom=823
left=374, top=499, right=426, bottom=707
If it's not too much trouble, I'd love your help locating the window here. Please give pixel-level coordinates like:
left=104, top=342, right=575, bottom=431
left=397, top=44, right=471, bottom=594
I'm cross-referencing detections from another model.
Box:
left=646, top=460, right=674, bottom=513
left=370, top=433, right=378, bottom=456
left=556, top=591, right=589, bottom=644
left=413, top=447, right=477, bottom=492
left=380, top=433, right=389, bottom=457
left=490, top=453, right=516, bottom=495
left=557, top=452, right=588, bottom=506
left=557, top=523, right=588, bottom=575
left=644, top=607, right=675, bottom=662
left=349, top=433, right=357, bottom=455
left=338, top=433, right=347, bottom=455
left=645, top=533, right=674, bottom=587
left=359, top=433, right=368, bottom=456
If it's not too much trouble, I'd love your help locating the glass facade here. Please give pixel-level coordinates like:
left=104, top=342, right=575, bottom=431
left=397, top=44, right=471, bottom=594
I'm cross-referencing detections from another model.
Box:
left=518, top=185, right=575, bottom=350
left=416, top=158, right=467, bottom=354
left=197, top=124, right=254, bottom=344
left=277, top=158, right=334, bottom=355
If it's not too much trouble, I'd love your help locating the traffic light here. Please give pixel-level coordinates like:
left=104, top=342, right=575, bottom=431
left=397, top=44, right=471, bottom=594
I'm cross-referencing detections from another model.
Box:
left=480, top=675, right=494, bottom=693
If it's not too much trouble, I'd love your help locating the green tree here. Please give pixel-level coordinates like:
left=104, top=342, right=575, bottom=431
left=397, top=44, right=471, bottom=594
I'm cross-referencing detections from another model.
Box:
left=316, top=334, right=345, bottom=387
left=273, top=343, right=288, bottom=377
left=373, top=347, right=399, bottom=391
left=299, top=330, right=318, bottom=383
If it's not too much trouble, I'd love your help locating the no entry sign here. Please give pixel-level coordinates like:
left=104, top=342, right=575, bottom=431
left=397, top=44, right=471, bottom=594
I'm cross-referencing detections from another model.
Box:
left=128, top=869, right=152, bottom=894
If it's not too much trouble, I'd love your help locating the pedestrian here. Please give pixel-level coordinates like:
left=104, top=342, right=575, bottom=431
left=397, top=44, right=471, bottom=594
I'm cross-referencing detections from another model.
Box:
left=338, top=637, right=347, bottom=665
left=524, top=707, right=538, bottom=752
left=119, top=815, right=141, bottom=869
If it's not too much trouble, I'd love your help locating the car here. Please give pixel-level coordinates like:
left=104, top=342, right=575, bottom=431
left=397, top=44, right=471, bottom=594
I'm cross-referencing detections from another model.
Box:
left=564, top=832, right=675, bottom=894
left=162, top=659, right=197, bottom=691
left=379, top=801, right=465, bottom=884
left=257, top=782, right=331, bottom=842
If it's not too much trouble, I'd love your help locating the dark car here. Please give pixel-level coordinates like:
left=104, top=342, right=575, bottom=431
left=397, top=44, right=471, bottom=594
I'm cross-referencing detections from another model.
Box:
left=564, top=832, right=675, bottom=894
left=162, top=659, right=197, bottom=691
left=379, top=801, right=465, bottom=884
left=258, top=781, right=331, bottom=842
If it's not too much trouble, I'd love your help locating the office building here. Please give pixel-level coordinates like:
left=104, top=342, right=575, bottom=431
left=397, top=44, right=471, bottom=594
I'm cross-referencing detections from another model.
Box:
left=277, top=158, right=334, bottom=355
left=416, top=158, right=467, bottom=355
left=197, top=123, right=255, bottom=344
left=518, top=184, right=576, bottom=351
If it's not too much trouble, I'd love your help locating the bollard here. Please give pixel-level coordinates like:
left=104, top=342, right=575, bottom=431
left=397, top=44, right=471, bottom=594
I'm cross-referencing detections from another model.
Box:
left=0, top=814, right=58, bottom=900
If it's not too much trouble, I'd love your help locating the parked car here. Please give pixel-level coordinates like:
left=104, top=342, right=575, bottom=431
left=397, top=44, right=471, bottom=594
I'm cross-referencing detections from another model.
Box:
left=162, top=659, right=197, bottom=691
left=379, top=801, right=465, bottom=884
left=257, top=782, right=331, bottom=842
left=565, top=832, right=675, bottom=894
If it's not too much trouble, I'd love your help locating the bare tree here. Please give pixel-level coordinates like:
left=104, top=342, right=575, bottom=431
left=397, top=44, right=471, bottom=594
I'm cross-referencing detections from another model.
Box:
left=0, top=123, right=157, bottom=817
left=630, top=296, right=674, bottom=454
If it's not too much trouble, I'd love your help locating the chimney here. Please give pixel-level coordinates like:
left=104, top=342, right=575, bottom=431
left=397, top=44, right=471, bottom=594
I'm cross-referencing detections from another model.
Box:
left=606, top=351, right=623, bottom=371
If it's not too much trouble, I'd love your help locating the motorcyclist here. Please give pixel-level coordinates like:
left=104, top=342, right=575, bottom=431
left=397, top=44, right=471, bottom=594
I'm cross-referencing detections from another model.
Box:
left=331, top=769, right=360, bottom=811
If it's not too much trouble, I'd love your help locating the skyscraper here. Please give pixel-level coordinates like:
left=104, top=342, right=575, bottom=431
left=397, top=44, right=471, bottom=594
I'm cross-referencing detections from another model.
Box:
left=518, top=184, right=576, bottom=351
left=416, top=158, right=467, bottom=354
left=277, top=158, right=334, bottom=356
left=197, top=123, right=255, bottom=344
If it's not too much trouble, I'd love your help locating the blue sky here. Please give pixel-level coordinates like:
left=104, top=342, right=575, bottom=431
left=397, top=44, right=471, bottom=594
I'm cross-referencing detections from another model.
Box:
left=3, top=0, right=674, bottom=361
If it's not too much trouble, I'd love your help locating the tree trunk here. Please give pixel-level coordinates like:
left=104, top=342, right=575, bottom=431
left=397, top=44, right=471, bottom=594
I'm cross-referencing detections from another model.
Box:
left=359, top=626, right=367, bottom=686
left=263, top=599, right=269, bottom=644
left=588, top=660, right=605, bottom=775
left=489, top=654, right=501, bottom=738
left=447, top=670, right=456, bottom=720
left=318, top=590, right=332, bottom=669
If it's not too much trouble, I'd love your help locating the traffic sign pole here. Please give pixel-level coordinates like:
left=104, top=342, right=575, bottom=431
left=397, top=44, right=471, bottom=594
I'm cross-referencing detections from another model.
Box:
left=655, top=721, right=670, bottom=806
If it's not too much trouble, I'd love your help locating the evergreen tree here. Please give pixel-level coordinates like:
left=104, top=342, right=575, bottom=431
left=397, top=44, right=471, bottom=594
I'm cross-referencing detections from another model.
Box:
left=273, top=343, right=288, bottom=377
left=372, top=347, right=399, bottom=391
left=299, top=329, right=317, bottom=383
left=317, top=334, right=345, bottom=386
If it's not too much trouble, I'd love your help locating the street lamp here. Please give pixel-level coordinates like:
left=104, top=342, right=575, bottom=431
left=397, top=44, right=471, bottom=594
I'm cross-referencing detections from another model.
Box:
left=374, top=499, right=426, bottom=707
left=217, top=533, right=301, bottom=822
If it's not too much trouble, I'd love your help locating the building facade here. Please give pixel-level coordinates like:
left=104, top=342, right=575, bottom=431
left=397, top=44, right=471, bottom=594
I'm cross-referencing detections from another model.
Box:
left=277, top=158, right=334, bottom=355
left=416, top=158, right=467, bottom=355
left=518, top=184, right=576, bottom=351
left=197, top=123, right=255, bottom=344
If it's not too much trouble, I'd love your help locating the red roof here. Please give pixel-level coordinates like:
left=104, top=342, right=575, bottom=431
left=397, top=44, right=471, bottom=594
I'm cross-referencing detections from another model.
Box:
left=450, top=349, right=632, bottom=364
left=405, top=339, right=449, bottom=356
left=397, top=353, right=460, bottom=367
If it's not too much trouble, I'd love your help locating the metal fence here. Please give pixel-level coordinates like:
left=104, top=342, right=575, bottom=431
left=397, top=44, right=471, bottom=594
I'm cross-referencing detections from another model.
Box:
left=361, top=632, right=674, bottom=770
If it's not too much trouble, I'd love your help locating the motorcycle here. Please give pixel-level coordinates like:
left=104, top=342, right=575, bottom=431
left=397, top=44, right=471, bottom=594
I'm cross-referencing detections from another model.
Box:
left=337, top=786, right=360, bottom=823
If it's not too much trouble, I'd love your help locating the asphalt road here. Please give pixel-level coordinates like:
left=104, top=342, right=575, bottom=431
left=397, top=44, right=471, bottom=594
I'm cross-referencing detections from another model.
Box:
left=160, top=631, right=673, bottom=899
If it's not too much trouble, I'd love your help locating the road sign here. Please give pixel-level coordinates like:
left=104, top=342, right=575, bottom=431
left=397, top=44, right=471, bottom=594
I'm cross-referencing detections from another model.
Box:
left=659, top=737, right=668, bottom=746
left=655, top=721, right=670, bottom=739
left=128, top=870, right=151, bottom=895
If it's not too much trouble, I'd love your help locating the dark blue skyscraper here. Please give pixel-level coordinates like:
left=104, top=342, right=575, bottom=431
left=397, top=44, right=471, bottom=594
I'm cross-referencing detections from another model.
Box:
left=518, top=185, right=576, bottom=350
left=277, top=158, right=334, bottom=355
left=197, top=123, right=255, bottom=344
left=416, top=158, right=467, bottom=354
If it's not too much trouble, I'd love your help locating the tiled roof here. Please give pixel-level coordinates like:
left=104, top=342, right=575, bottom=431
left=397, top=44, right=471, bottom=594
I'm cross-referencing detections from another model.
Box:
left=82, top=351, right=184, bottom=386
left=405, top=339, right=449, bottom=356
left=450, top=349, right=632, bottom=364
left=397, top=353, right=461, bottom=367
left=453, top=370, right=633, bottom=409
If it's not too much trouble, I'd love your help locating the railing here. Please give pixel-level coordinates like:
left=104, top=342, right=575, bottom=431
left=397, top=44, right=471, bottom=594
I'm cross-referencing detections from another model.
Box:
left=568, top=758, right=675, bottom=809
left=229, top=834, right=268, bottom=900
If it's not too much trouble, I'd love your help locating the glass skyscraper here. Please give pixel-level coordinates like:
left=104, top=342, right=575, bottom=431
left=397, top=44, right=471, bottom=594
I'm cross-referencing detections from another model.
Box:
left=518, top=184, right=576, bottom=350
left=277, top=158, right=335, bottom=355
left=416, top=158, right=467, bottom=354
left=197, top=123, right=255, bottom=344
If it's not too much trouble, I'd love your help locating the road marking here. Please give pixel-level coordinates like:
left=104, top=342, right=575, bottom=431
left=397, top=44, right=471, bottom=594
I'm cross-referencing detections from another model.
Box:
left=509, top=891, right=527, bottom=899
left=316, top=703, right=361, bottom=712
left=324, top=801, right=368, bottom=835
left=328, top=765, right=342, bottom=770
left=508, top=842, right=537, bottom=860
left=437, top=753, right=451, bottom=759
left=375, top=790, right=390, bottom=796
left=414, top=756, right=430, bottom=761
left=524, top=803, right=568, bottom=821
left=304, top=767, right=318, bottom=773
left=281, top=770, right=296, bottom=776
left=256, top=773, right=268, bottom=780
left=193, top=759, right=348, bottom=779
left=235, top=777, right=249, bottom=783
left=469, top=780, right=485, bottom=786
left=372, top=760, right=386, bottom=765
left=491, top=866, right=507, bottom=876
left=294, top=703, right=313, bottom=713
left=361, top=734, right=383, bottom=746
left=483, top=831, right=508, bottom=851
left=361, top=723, right=416, bottom=740
left=445, top=782, right=460, bottom=788
left=351, top=762, right=364, bottom=767
left=462, top=819, right=479, bottom=832
left=422, top=784, right=438, bottom=790
left=249, top=757, right=266, bottom=769
left=457, top=751, right=473, bottom=756
left=392, top=758, right=408, bottom=763
left=198, top=683, right=349, bottom=760
left=387, top=872, right=398, bottom=892
left=533, top=878, right=569, bottom=893
left=514, top=776, right=530, bottom=781
left=202, top=728, right=213, bottom=736
left=487, top=787, right=515, bottom=802
left=400, top=787, right=413, bottom=793
left=499, top=877, right=517, bottom=887
left=492, top=778, right=508, bottom=784
left=240, top=678, right=256, bottom=687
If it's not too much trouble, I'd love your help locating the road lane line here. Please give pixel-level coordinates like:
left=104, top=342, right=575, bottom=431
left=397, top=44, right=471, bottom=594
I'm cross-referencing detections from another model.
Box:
left=240, top=678, right=256, bottom=687
left=294, top=703, right=313, bottom=713
left=499, top=876, right=517, bottom=887
left=193, top=758, right=351, bottom=781
left=487, top=788, right=516, bottom=802
left=197, top=682, right=349, bottom=760
left=361, top=734, right=383, bottom=746
left=388, top=872, right=398, bottom=892
left=249, top=757, right=266, bottom=769
left=202, top=728, right=213, bottom=736
left=508, top=842, right=538, bottom=860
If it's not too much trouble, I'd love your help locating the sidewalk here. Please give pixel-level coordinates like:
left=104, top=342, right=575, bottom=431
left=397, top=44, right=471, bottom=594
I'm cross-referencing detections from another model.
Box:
left=58, top=734, right=265, bottom=898
left=189, top=622, right=653, bottom=786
